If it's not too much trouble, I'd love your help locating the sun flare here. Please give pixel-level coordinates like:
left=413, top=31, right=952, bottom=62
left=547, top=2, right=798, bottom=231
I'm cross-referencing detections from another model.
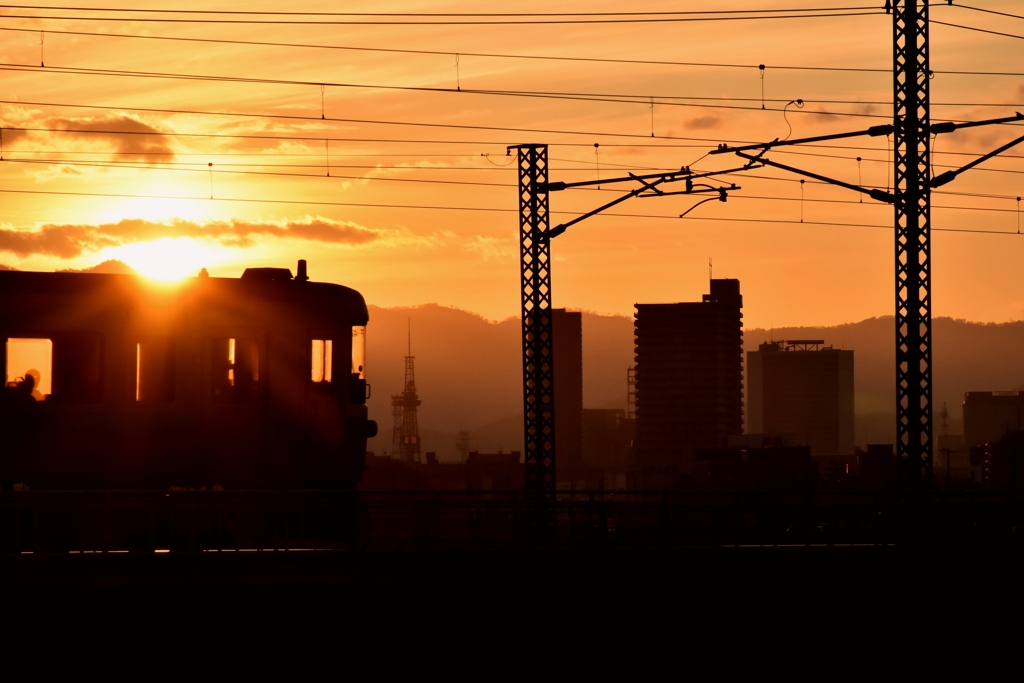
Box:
left=110, top=238, right=223, bottom=281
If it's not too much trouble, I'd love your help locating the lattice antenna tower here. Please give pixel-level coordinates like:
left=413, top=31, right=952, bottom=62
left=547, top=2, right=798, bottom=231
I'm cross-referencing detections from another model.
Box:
left=391, top=320, right=422, bottom=464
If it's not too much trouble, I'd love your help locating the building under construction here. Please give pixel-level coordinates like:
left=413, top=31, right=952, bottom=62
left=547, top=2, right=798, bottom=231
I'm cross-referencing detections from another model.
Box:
left=391, top=326, right=422, bottom=464
left=633, top=279, right=744, bottom=484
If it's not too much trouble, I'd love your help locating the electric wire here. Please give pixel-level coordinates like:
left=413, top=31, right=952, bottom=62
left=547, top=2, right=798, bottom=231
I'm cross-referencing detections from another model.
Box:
left=0, top=185, right=1017, bottom=236
left=932, top=19, right=1024, bottom=41
left=0, top=62, right=1017, bottom=110
left=951, top=4, right=1024, bottom=22
left=0, top=5, right=886, bottom=17
left=0, top=9, right=885, bottom=25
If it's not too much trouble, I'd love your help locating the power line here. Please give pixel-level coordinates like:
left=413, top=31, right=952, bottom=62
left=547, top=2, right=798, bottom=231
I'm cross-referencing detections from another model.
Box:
left=0, top=9, right=884, bottom=25
left=0, top=5, right=888, bottom=18
left=952, top=4, right=1024, bottom=22
left=8, top=124, right=1021, bottom=174
left=932, top=19, right=1024, bottom=41
left=0, top=65, right=894, bottom=120
left=2, top=62, right=1019, bottom=111
left=8, top=151, right=1023, bottom=188
left=2, top=24, right=1020, bottom=77
left=0, top=98, right=887, bottom=145
left=0, top=186, right=1018, bottom=235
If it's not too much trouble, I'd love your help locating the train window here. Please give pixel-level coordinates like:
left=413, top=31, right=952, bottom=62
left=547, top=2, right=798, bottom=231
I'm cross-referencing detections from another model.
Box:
left=52, top=333, right=103, bottom=403
left=136, top=337, right=175, bottom=403
left=311, top=339, right=333, bottom=383
left=212, top=337, right=260, bottom=403
left=5, top=338, right=52, bottom=401
left=351, top=326, right=366, bottom=380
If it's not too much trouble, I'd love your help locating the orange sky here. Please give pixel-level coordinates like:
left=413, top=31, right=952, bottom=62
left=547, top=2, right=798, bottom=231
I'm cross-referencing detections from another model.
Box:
left=1, top=1, right=1023, bottom=327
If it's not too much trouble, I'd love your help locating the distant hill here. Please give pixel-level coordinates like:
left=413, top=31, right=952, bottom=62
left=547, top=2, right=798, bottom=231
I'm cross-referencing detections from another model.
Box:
left=364, top=304, right=1024, bottom=460
left=747, top=318, right=1024, bottom=445
left=56, top=260, right=137, bottom=275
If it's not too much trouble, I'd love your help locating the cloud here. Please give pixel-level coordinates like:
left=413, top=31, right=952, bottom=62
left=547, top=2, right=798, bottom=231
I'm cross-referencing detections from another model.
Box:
left=686, top=115, right=722, bottom=130
left=0, top=216, right=384, bottom=258
left=1, top=111, right=174, bottom=161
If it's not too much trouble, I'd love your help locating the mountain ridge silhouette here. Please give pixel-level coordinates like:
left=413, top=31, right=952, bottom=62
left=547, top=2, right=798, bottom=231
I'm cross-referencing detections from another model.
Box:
left=364, top=304, right=1024, bottom=461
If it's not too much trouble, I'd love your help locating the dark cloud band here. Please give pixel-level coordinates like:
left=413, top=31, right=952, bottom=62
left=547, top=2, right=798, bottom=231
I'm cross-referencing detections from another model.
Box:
left=0, top=216, right=381, bottom=258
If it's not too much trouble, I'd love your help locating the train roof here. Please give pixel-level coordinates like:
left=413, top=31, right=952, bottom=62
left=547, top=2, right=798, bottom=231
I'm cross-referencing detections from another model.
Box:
left=0, top=265, right=369, bottom=325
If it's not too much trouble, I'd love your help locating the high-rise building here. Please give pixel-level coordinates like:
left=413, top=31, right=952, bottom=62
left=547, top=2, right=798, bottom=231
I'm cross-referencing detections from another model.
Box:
left=553, top=309, right=583, bottom=484
left=747, top=340, right=855, bottom=455
left=633, top=279, right=744, bottom=478
left=963, top=391, right=1024, bottom=448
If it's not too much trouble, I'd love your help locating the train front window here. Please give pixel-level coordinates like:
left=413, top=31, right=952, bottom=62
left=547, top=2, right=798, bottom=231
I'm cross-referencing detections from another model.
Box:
left=5, top=338, right=52, bottom=401
left=212, top=337, right=260, bottom=403
left=351, top=326, right=366, bottom=380
left=311, top=339, right=333, bottom=383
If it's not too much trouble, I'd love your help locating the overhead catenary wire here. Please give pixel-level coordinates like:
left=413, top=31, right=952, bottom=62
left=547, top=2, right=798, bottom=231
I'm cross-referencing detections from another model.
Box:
left=932, top=19, right=1024, bottom=42
left=4, top=96, right=1018, bottom=154
left=2, top=24, right=1022, bottom=77
left=0, top=64, right=905, bottom=119
left=0, top=5, right=889, bottom=18
left=0, top=8, right=886, bottom=25
left=0, top=187, right=1017, bottom=237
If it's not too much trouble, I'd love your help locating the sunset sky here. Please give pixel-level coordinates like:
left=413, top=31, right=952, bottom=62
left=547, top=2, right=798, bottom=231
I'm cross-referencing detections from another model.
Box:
left=1, top=1, right=1023, bottom=327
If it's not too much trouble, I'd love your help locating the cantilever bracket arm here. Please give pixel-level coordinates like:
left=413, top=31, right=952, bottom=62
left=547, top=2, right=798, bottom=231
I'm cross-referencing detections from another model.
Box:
left=929, top=111, right=1024, bottom=135
left=710, top=124, right=894, bottom=155
left=545, top=175, right=677, bottom=239
left=539, top=167, right=691, bottom=192
left=931, top=131, right=1024, bottom=188
left=544, top=166, right=751, bottom=239
left=733, top=150, right=894, bottom=203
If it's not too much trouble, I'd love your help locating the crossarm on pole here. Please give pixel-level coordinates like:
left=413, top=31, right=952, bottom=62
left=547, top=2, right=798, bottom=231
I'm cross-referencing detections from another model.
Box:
left=931, top=132, right=1024, bottom=188
left=733, top=150, right=894, bottom=203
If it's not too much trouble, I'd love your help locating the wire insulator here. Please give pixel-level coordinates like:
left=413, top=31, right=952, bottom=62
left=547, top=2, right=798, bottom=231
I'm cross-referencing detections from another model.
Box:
left=759, top=64, right=765, bottom=110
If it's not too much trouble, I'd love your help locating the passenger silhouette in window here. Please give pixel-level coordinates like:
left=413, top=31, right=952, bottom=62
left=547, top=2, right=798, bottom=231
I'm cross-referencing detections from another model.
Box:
left=12, top=369, right=43, bottom=402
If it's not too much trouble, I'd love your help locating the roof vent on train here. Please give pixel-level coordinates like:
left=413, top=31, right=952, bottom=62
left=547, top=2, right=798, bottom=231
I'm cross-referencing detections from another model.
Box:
left=240, top=260, right=309, bottom=283
left=240, top=267, right=293, bottom=282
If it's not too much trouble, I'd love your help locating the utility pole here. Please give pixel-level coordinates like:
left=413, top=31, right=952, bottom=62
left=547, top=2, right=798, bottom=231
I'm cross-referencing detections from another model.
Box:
left=892, top=0, right=933, bottom=487
left=709, top=2, right=1023, bottom=489
left=513, top=144, right=557, bottom=498
left=511, top=144, right=744, bottom=496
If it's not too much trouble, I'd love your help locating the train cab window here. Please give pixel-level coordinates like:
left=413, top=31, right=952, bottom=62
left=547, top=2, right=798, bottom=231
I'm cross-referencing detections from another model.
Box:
left=5, top=338, right=53, bottom=401
left=350, top=326, right=367, bottom=405
left=212, top=337, right=260, bottom=403
left=311, top=339, right=333, bottom=384
left=136, top=337, right=175, bottom=403
left=351, top=326, right=366, bottom=380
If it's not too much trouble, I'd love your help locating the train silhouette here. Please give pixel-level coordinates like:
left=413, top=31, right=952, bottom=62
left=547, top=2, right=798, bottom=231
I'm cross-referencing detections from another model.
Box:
left=0, top=261, right=377, bottom=490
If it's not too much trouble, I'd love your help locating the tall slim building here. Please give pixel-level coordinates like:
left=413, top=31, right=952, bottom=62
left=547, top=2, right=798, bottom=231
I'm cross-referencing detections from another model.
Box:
left=747, top=340, right=855, bottom=455
left=633, top=279, right=744, bottom=477
left=553, top=309, right=583, bottom=484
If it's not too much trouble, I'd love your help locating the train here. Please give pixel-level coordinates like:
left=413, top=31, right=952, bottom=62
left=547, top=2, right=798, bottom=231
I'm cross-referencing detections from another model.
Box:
left=0, top=260, right=377, bottom=490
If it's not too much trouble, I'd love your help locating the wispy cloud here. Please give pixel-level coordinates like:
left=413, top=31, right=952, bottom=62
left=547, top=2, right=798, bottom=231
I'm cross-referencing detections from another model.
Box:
left=0, top=216, right=384, bottom=258
left=1, top=110, right=174, bottom=161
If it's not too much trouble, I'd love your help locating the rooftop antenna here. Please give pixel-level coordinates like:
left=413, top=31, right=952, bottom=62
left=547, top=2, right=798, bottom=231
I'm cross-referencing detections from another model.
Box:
left=709, top=256, right=712, bottom=281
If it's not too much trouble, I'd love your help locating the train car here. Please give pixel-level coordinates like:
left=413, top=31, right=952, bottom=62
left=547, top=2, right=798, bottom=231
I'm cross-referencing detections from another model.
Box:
left=0, top=261, right=377, bottom=490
